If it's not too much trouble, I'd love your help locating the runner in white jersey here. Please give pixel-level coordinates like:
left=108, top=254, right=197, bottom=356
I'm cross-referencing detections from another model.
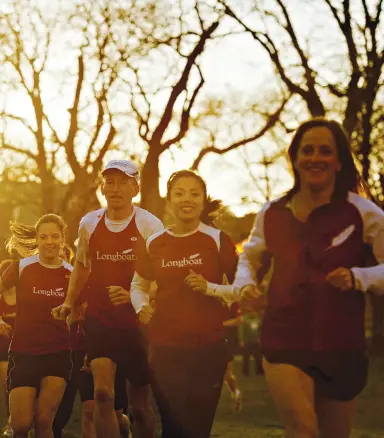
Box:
left=52, top=160, right=163, bottom=438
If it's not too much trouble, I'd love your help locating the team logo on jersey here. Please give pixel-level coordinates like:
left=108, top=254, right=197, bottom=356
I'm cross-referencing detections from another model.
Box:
left=325, top=225, right=356, bottom=251
left=96, top=249, right=137, bottom=262
left=32, top=287, right=65, bottom=297
left=131, top=237, right=138, bottom=241
left=161, top=253, right=203, bottom=268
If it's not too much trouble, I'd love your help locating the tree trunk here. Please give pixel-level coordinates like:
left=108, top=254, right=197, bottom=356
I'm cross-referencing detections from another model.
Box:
left=40, top=174, right=56, bottom=214
left=60, top=178, right=101, bottom=246
left=140, top=149, right=164, bottom=219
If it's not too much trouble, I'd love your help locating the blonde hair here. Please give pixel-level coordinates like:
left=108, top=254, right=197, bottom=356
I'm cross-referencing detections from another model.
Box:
left=6, top=214, right=67, bottom=258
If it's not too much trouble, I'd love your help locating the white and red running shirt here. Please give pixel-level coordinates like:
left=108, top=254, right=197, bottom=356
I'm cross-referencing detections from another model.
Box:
left=1, top=255, right=73, bottom=354
left=76, top=206, right=163, bottom=330
left=132, top=223, right=239, bottom=347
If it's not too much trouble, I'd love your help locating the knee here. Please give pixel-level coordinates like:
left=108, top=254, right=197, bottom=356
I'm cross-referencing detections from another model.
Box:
left=130, top=404, right=146, bottom=422
left=94, top=386, right=115, bottom=405
left=10, top=416, right=33, bottom=435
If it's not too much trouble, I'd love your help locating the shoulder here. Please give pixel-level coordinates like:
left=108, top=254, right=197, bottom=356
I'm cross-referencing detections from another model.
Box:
left=347, top=192, right=384, bottom=219
left=19, top=254, right=40, bottom=275
left=198, top=223, right=222, bottom=251
left=79, top=208, right=105, bottom=231
left=146, top=228, right=168, bottom=251
left=134, top=207, right=164, bottom=239
left=62, top=261, right=73, bottom=273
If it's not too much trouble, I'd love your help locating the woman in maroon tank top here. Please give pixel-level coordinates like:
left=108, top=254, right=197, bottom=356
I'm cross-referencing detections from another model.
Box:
left=0, top=259, right=16, bottom=437
left=0, top=214, right=72, bottom=438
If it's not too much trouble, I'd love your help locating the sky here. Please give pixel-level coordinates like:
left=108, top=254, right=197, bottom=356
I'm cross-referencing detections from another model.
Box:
left=1, top=0, right=380, bottom=215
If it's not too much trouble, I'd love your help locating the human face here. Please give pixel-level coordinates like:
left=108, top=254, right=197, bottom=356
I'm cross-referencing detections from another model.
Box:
left=101, top=169, right=138, bottom=209
left=294, top=126, right=341, bottom=193
left=36, top=222, right=64, bottom=264
left=168, top=176, right=205, bottom=224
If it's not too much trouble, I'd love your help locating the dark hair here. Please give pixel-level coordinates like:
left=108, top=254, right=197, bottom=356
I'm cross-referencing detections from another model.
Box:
left=6, top=214, right=67, bottom=258
left=0, top=259, right=14, bottom=276
left=287, top=118, right=368, bottom=199
left=166, top=170, right=222, bottom=226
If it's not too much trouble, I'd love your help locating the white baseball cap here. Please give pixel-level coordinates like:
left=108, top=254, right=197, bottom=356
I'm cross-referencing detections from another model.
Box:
left=102, top=160, right=140, bottom=184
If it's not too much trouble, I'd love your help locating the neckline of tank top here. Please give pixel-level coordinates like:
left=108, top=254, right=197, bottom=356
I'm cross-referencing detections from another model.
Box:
left=38, top=255, right=65, bottom=270
left=165, top=223, right=202, bottom=238
left=104, top=207, right=135, bottom=225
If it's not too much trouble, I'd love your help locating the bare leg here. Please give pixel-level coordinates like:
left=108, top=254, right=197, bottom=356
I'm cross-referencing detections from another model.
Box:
left=128, top=383, right=155, bottom=438
left=316, top=396, right=357, bottom=438
left=34, top=376, right=67, bottom=438
left=9, top=387, right=36, bottom=437
left=81, top=401, right=96, bottom=438
left=262, top=358, right=319, bottom=438
left=91, top=358, right=120, bottom=438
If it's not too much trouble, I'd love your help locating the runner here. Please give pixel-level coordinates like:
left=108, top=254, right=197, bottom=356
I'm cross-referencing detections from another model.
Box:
left=234, top=118, right=384, bottom=438
left=222, top=303, right=242, bottom=412
left=0, top=214, right=72, bottom=438
left=0, top=260, right=16, bottom=437
left=130, top=169, right=239, bottom=438
left=52, top=160, right=163, bottom=438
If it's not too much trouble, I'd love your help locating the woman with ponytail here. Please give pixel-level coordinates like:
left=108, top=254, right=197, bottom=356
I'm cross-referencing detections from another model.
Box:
left=0, top=214, right=73, bottom=438
left=129, top=170, right=239, bottom=438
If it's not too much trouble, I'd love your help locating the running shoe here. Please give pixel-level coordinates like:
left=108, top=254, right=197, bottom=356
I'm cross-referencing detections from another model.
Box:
left=1, top=424, right=12, bottom=437
left=231, top=389, right=242, bottom=413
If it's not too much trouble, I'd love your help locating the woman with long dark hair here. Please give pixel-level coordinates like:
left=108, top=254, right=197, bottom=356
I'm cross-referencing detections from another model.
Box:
left=0, top=214, right=73, bottom=438
left=235, top=118, right=384, bottom=438
left=130, top=169, right=239, bottom=438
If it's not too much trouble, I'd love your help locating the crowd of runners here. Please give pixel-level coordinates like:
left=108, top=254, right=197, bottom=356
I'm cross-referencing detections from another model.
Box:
left=0, top=118, right=383, bottom=438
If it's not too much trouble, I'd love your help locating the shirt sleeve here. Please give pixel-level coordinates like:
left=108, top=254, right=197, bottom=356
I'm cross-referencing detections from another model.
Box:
left=350, top=199, right=384, bottom=294
left=130, top=272, right=152, bottom=314
left=1, top=262, right=19, bottom=291
left=205, top=231, right=240, bottom=303
left=131, top=237, right=156, bottom=313
left=76, top=220, right=91, bottom=268
left=233, top=203, right=269, bottom=290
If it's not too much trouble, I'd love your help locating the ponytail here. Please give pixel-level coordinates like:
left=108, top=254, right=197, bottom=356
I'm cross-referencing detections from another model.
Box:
left=6, top=222, right=38, bottom=258
left=200, top=196, right=222, bottom=226
left=6, top=213, right=67, bottom=258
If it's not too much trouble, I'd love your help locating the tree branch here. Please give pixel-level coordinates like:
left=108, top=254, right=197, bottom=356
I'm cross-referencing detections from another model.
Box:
left=0, top=141, right=37, bottom=161
left=161, top=65, right=205, bottom=152
left=150, top=19, right=220, bottom=148
left=64, top=55, right=84, bottom=176
left=191, top=97, right=288, bottom=170
left=0, top=112, right=35, bottom=136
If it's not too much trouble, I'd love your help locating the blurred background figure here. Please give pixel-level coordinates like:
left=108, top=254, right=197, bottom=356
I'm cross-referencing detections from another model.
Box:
left=239, top=312, right=263, bottom=377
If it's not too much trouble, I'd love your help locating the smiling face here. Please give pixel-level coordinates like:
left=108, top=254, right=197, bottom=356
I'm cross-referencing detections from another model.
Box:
left=36, top=222, right=64, bottom=264
left=294, top=126, right=341, bottom=193
left=101, top=169, right=139, bottom=210
left=168, top=176, right=205, bottom=226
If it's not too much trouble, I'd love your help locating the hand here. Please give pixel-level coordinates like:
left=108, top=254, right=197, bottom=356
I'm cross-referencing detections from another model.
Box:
left=108, top=286, right=131, bottom=306
left=185, top=269, right=208, bottom=293
left=240, top=285, right=265, bottom=313
left=0, top=320, right=12, bottom=338
left=138, top=305, right=154, bottom=325
left=326, top=268, right=354, bottom=291
left=51, top=303, right=71, bottom=320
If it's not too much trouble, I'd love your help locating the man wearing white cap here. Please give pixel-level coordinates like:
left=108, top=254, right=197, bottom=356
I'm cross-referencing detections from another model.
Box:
left=52, top=160, right=162, bottom=438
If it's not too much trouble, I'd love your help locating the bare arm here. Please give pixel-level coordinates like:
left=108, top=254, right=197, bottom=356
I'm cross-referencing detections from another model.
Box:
left=65, top=260, right=90, bottom=307
left=52, top=260, right=90, bottom=320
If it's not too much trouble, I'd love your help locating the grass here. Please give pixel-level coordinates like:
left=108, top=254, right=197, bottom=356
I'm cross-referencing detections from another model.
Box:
left=1, top=356, right=384, bottom=437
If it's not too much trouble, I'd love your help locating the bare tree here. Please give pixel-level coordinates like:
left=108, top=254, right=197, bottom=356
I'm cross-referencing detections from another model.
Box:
left=0, top=0, right=170, bottom=242
left=126, top=1, right=289, bottom=217
left=221, top=0, right=384, bottom=200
